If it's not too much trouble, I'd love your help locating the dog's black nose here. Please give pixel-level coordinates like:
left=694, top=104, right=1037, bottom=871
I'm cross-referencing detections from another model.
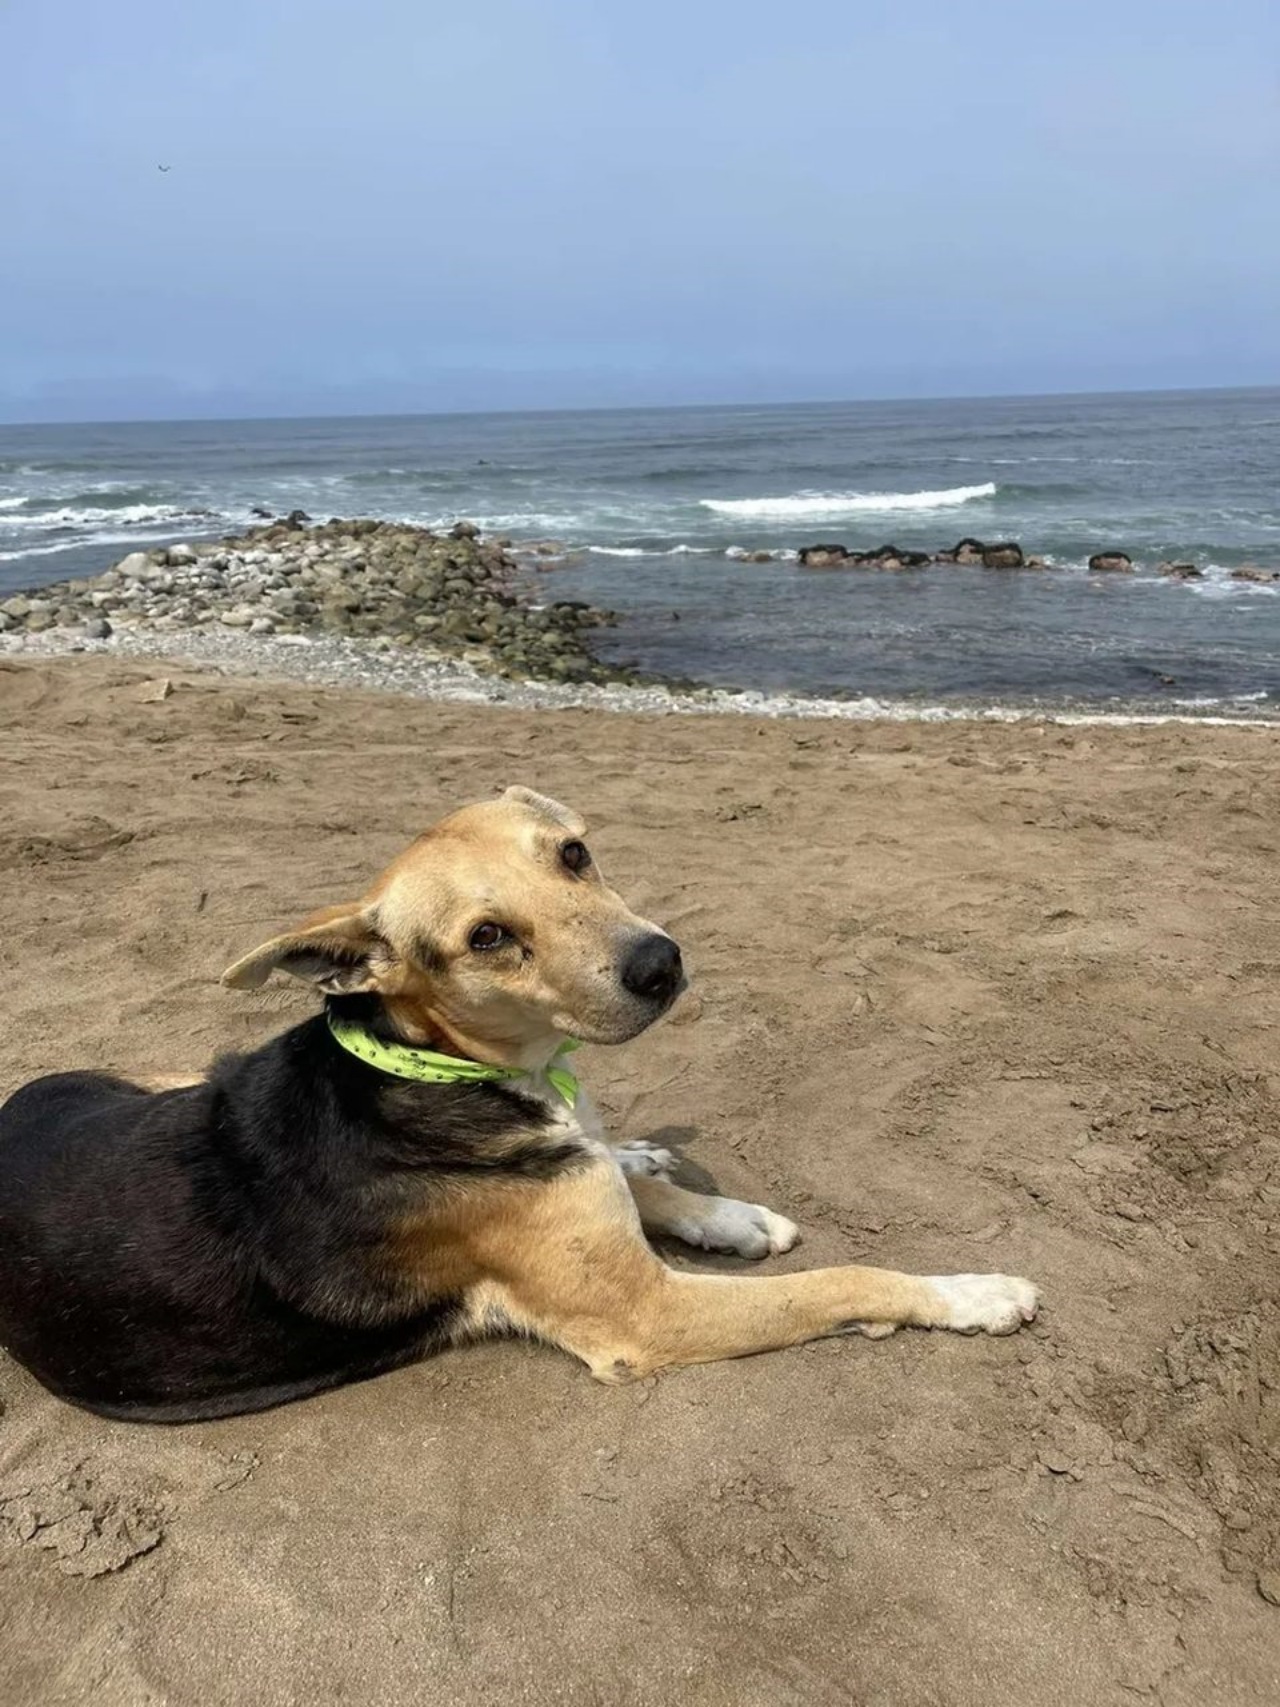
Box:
left=622, top=934, right=683, bottom=1003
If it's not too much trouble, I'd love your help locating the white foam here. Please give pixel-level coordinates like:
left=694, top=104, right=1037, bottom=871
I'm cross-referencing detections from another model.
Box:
left=0, top=502, right=211, bottom=532
left=579, top=543, right=719, bottom=560
left=1186, top=563, right=1280, bottom=599
left=699, top=482, right=997, bottom=520
left=0, top=532, right=163, bottom=565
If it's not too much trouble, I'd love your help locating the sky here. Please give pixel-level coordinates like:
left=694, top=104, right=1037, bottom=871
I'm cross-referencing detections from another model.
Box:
left=1, top=0, right=1278, bottom=422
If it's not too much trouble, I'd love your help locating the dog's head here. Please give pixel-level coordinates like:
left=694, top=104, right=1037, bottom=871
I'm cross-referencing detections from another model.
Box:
left=222, top=787, right=684, bottom=1065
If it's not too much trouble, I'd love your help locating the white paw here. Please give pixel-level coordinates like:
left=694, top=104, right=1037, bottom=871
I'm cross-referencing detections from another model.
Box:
left=672, top=1199, right=801, bottom=1259
left=926, top=1273, right=1039, bottom=1335
left=615, top=1140, right=678, bottom=1179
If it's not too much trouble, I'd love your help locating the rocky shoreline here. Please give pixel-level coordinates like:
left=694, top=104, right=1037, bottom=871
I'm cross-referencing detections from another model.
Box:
left=2, top=519, right=1278, bottom=717
left=0, top=516, right=626, bottom=685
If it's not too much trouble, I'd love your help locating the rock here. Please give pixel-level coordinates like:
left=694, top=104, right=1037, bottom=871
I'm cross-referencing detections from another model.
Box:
left=2, top=514, right=615, bottom=685
left=449, top=520, right=480, bottom=540
left=250, top=506, right=273, bottom=520
left=127, top=558, right=173, bottom=585
left=982, top=542, right=1025, bottom=569
left=1230, top=565, right=1280, bottom=583
left=897, top=550, right=931, bottom=568
left=1089, top=551, right=1133, bottom=573
left=284, top=509, right=311, bottom=529
left=855, top=544, right=909, bottom=568
left=798, top=543, right=849, bottom=567
left=1, top=595, right=32, bottom=620
left=1258, top=1571, right=1280, bottom=1607
left=952, top=537, right=987, bottom=565
left=136, top=678, right=173, bottom=703
left=1155, top=561, right=1203, bottom=579
left=1025, top=555, right=1048, bottom=569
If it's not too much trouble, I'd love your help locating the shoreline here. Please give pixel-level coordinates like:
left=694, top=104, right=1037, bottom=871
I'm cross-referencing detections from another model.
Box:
left=4, top=621, right=1278, bottom=729
left=1, top=515, right=1276, bottom=728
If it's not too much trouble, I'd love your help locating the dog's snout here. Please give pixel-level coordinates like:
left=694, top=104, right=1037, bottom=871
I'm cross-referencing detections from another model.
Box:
left=621, top=934, right=683, bottom=1003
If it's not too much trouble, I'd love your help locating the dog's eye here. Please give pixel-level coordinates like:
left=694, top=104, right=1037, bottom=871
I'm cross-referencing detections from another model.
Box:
left=469, top=922, right=508, bottom=952
left=560, top=840, right=591, bottom=874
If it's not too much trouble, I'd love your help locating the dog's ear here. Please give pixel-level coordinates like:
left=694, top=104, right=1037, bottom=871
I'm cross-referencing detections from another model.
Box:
left=221, top=903, right=389, bottom=993
left=501, top=785, right=587, bottom=836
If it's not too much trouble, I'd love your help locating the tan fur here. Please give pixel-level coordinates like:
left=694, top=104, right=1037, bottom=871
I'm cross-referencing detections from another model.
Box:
left=224, top=786, right=1039, bottom=1381
left=391, top=1159, right=1016, bottom=1381
left=130, top=1072, right=206, bottom=1093
left=223, top=786, right=671, bottom=1065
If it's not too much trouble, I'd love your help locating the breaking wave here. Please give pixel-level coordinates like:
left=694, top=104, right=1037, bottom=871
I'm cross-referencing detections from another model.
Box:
left=699, top=482, right=997, bottom=520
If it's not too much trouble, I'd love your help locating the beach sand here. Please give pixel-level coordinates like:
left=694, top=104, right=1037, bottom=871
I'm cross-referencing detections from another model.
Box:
left=1, top=654, right=1278, bottom=1706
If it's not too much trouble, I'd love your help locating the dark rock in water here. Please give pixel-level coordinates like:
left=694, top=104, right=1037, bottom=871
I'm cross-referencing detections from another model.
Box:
left=1025, top=555, right=1048, bottom=569
left=284, top=509, right=312, bottom=529
left=897, top=549, right=931, bottom=568
left=952, top=537, right=987, bottom=565
left=798, top=543, right=849, bottom=567
left=1155, top=561, right=1203, bottom=579
left=516, top=538, right=569, bottom=559
left=1231, top=565, right=1280, bottom=583
left=250, top=506, right=273, bottom=520
left=982, top=542, right=1024, bottom=569
left=1089, top=551, right=1133, bottom=573
left=450, top=520, right=481, bottom=540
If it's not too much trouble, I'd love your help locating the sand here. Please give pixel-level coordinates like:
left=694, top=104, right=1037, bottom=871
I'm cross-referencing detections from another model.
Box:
left=1, top=653, right=1278, bottom=1707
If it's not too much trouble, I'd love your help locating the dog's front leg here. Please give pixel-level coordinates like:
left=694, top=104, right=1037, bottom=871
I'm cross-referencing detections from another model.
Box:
left=470, top=1164, right=1038, bottom=1383
left=625, top=1173, right=800, bottom=1259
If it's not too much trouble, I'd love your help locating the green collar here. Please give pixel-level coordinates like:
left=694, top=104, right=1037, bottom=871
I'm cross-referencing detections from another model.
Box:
left=326, top=1014, right=581, bottom=1108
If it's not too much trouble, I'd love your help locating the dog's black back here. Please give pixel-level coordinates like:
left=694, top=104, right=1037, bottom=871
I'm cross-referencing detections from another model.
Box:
left=0, top=1008, right=572, bottom=1422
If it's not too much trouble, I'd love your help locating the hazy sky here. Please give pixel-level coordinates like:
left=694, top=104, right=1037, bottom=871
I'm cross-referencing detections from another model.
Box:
left=2, top=0, right=1278, bottom=421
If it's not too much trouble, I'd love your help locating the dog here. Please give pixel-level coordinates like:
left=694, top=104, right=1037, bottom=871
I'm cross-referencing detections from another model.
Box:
left=0, top=786, right=1038, bottom=1423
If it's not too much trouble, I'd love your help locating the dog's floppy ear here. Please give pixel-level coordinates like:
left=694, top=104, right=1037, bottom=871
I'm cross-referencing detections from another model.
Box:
left=501, top=785, right=587, bottom=836
left=221, top=903, right=388, bottom=993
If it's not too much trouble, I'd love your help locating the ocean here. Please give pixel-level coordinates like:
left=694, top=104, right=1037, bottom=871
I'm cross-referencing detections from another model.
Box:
left=2, top=388, right=1278, bottom=714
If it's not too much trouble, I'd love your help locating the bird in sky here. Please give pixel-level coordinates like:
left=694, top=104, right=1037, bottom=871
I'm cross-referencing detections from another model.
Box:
left=157, top=164, right=171, bottom=172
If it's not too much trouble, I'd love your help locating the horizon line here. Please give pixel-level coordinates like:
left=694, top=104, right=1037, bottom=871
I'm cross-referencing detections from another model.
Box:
left=1, top=379, right=1278, bottom=433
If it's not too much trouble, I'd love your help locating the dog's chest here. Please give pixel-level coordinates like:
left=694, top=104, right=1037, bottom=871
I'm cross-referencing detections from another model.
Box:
left=521, top=1073, right=610, bottom=1159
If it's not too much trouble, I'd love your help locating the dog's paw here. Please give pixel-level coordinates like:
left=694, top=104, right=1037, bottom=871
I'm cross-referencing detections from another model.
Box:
left=614, top=1140, right=678, bottom=1179
left=672, top=1199, right=800, bottom=1260
left=925, top=1273, right=1039, bottom=1335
